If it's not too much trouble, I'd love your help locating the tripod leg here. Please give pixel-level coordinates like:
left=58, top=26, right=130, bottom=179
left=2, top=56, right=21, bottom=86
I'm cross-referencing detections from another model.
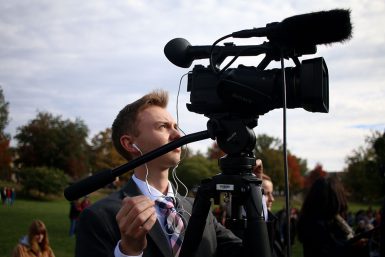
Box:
left=243, top=183, right=272, bottom=257
left=179, top=179, right=213, bottom=257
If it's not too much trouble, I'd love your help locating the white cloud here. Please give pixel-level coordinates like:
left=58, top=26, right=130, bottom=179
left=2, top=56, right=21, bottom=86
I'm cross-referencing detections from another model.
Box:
left=1, top=0, right=384, bottom=172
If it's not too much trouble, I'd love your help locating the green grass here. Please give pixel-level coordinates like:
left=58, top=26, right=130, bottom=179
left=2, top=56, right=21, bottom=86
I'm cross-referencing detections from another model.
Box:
left=0, top=198, right=75, bottom=257
left=0, top=194, right=381, bottom=257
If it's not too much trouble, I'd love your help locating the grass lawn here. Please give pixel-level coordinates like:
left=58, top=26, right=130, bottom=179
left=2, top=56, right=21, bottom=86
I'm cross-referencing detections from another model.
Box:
left=0, top=194, right=381, bottom=257
left=0, top=189, right=105, bottom=257
left=0, top=198, right=76, bottom=257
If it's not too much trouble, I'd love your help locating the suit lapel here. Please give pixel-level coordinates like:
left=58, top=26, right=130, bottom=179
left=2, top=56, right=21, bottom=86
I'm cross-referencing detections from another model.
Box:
left=148, top=220, right=173, bottom=257
left=175, top=195, right=192, bottom=227
left=121, top=178, right=173, bottom=257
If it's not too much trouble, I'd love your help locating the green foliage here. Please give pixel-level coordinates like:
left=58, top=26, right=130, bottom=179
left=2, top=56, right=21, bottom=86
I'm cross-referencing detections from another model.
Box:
left=254, top=134, right=286, bottom=190
left=0, top=86, right=12, bottom=180
left=0, top=86, right=9, bottom=134
left=253, top=134, right=309, bottom=194
left=17, top=167, right=69, bottom=197
left=342, top=131, right=385, bottom=201
left=90, top=128, right=126, bottom=172
left=174, top=154, right=220, bottom=190
left=254, top=134, right=283, bottom=155
left=15, top=112, right=91, bottom=178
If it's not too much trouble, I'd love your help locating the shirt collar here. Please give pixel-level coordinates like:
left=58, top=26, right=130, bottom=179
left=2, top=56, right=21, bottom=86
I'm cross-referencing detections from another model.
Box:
left=132, top=174, right=174, bottom=201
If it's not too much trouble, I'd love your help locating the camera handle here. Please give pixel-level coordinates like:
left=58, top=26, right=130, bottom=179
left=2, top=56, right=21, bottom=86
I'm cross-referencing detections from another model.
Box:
left=179, top=153, right=272, bottom=257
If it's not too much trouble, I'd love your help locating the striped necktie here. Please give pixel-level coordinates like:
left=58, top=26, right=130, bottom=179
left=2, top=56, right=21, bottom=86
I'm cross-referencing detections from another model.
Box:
left=156, top=196, right=184, bottom=257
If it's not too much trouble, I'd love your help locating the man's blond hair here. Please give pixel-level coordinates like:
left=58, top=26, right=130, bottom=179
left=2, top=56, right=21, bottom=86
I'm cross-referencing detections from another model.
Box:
left=111, top=90, right=168, bottom=160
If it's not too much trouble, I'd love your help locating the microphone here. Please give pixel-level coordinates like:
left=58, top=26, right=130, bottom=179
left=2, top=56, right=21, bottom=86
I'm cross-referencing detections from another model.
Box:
left=164, top=39, right=268, bottom=68
left=164, top=38, right=210, bottom=68
left=231, top=9, right=352, bottom=47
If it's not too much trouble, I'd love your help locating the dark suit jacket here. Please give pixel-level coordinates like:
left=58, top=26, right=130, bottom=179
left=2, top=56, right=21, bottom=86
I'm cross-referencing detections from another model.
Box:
left=75, top=178, right=243, bottom=257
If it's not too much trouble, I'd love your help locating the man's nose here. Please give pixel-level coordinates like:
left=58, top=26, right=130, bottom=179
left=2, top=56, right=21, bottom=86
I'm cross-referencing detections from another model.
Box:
left=171, top=126, right=181, bottom=139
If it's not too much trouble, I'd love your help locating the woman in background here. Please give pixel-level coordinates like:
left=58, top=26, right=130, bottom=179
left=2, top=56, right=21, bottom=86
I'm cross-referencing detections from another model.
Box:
left=13, top=219, right=55, bottom=257
left=298, top=176, right=367, bottom=257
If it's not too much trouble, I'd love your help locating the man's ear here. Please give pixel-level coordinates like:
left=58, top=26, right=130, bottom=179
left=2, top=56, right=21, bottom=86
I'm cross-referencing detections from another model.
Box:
left=120, top=135, right=137, bottom=154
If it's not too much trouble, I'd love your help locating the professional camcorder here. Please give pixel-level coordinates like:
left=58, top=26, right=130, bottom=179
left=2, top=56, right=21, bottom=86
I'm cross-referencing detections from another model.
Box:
left=186, top=57, right=328, bottom=117
left=165, top=9, right=352, bottom=120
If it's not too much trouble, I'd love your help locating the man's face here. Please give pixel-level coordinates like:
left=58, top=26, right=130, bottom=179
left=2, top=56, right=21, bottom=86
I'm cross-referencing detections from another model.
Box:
left=132, top=105, right=181, bottom=169
left=262, top=180, right=274, bottom=211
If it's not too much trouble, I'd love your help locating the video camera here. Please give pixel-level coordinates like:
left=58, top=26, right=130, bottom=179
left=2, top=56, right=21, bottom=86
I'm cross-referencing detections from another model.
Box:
left=165, top=9, right=352, bottom=120
left=186, top=57, right=328, bottom=117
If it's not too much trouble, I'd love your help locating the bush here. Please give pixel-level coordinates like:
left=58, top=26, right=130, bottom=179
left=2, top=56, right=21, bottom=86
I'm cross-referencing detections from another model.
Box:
left=17, top=166, right=69, bottom=197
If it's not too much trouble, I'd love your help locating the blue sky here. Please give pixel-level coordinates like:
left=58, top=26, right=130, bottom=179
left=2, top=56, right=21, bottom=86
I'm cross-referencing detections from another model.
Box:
left=0, top=0, right=384, bottom=172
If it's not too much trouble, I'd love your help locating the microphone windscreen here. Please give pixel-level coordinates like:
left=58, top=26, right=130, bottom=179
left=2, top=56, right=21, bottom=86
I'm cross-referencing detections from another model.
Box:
left=164, top=38, right=193, bottom=68
left=270, top=9, right=352, bottom=47
left=64, top=169, right=115, bottom=201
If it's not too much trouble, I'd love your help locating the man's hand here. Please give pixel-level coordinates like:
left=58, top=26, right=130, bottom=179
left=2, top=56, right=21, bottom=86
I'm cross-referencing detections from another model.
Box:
left=253, top=159, right=264, bottom=178
left=116, top=195, right=157, bottom=255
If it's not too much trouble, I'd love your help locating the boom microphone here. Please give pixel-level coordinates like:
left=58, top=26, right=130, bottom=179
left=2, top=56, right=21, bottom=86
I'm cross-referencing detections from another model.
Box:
left=231, top=9, right=352, bottom=47
left=164, top=38, right=268, bottom=68
left=64, top=169, right=115, bottom=201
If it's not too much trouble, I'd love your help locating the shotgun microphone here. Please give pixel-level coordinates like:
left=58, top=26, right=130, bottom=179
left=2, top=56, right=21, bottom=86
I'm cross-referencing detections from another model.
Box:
left=231, top=9, right=352, bottom=47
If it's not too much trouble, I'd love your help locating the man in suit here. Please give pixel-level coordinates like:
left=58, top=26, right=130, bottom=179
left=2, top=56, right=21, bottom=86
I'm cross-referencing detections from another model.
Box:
left=75, top=90, right=243, bottom=257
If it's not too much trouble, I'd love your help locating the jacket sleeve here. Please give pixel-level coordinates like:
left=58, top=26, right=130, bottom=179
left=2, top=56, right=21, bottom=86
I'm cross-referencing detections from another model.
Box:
left=75, top=204, right=120, bottom=257
left=212, top=213, right=244, bottom=257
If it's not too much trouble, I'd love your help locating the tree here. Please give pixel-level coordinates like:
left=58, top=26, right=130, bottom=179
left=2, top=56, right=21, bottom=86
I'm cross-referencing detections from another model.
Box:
left=254, top=134, right=286, bottom=191
left=206, top=142, right=225, bottom=160
left=0, top=86, right=12, bottom=180
left=0, top=87, right=9, bottom=134
left=287, top=154, right=305, bottom=193
left=372, top=131, right=385, bottom=179
left=304, top=163, right=327, bottom=189
left=175, top=154, right=220, bottom=191
left=15, top=112, right=90, bottom=178
left=342, top=131, right=385, bottom=201
left=90, top=128, right=126, bottom=172
left=0, top=138, right=12, bottom=180
left=254, top=134, right=283, bottom=155
left=17, top=166, right=68, bottom=197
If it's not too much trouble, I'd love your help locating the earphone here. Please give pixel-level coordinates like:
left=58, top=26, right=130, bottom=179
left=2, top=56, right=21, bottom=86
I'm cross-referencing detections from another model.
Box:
left=132, top=143, right=142, bottom=153
left=132, top=142, right=191, bottom=230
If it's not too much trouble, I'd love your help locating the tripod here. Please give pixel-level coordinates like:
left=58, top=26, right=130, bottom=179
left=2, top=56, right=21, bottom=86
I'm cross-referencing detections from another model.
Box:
left=179, top=116, right=272, bottom=257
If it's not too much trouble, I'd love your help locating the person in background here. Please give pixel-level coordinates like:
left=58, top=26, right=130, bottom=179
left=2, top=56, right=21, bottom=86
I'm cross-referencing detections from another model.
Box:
left=0, top=187, right=5, bottom=206
left=262, top=174, right=286, bottom=257
left=69, top=199, right=82, bottom=237
left=10, top=187, right=16, bottom=206
left=252, top=159, right=268, bottom=221
left=6, top=187, right=12, bottom=206
left=298, top=176, right=368, bottom=257
left=253, top=159, right=264, bottom=179
left=13, top=219, right=55, bottom=257
left=80, top=196, right=91, bottom=211
left=380, top=198, right=384, bottom=257
left=262, top=175, right=274, bottom=213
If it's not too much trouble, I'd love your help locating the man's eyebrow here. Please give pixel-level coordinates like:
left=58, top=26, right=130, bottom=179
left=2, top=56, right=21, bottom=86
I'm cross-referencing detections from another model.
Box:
left=154, top=120, right=177, bottom=126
